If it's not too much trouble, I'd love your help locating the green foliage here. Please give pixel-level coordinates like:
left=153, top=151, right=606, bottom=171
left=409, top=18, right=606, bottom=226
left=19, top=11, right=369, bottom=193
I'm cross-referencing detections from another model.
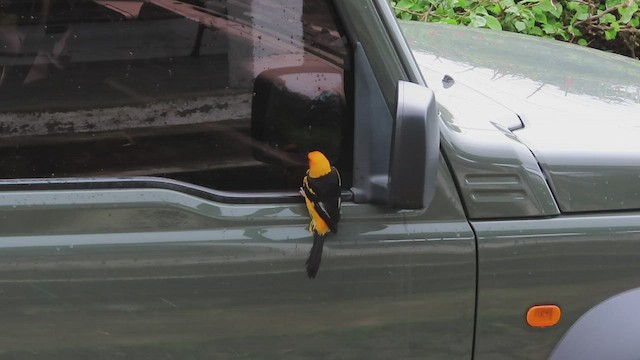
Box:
left=390, top=0, right=640, bottom=58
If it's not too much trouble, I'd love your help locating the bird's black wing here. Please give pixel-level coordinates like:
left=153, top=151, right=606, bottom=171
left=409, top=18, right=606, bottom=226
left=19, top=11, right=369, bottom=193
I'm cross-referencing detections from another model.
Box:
left=304, top=168, right=341, bottom=233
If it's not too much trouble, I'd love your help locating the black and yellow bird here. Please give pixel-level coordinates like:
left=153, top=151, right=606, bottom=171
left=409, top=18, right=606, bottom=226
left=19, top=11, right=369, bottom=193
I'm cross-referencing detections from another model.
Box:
left=300, top=151, right=341, bottom=278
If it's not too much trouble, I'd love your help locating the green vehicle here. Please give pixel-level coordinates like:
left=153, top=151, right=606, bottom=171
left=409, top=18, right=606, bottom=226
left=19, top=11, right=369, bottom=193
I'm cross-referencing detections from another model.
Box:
left=1, top=0, right=639, bottom=359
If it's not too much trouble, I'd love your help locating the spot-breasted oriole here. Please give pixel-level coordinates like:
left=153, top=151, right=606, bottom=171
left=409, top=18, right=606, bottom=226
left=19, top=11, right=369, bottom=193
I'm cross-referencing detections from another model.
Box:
left=300, top=151, right=341, bottom=278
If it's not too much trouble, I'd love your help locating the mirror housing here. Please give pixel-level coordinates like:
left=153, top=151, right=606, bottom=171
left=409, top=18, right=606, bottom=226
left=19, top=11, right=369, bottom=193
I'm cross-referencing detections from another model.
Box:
left=388, top=81, right=440, bottom=209
left=250, top=66, right=346, bottom=166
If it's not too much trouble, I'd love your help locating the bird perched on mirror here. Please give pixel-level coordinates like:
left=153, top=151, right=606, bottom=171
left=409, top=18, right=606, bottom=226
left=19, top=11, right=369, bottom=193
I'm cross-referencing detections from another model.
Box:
left=300, top=151, right=341, bottom=278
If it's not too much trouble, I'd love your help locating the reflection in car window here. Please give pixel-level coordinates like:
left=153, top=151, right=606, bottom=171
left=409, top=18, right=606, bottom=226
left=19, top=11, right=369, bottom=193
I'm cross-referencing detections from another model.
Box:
left=0, top=0, right=351, bottom=191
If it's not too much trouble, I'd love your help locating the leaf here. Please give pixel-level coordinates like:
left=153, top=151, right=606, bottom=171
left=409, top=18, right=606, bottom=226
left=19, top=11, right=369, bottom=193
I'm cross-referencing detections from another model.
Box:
left=484, top=14, right=503, bottom=29
left=618, top=1, right=639, bottom=24
left=533, top=0, right=563, bottom=18
left=536, top=0, right=557, bottom=12
left=535, top=10, right=548, bottom=23
left=505, top=6, right=520, bottom=14
left=542, top=23, right=557, bottom=33
left=576, top=4, right=590, bottom=18
left=524, top=7, right=537, bottom=17
left=468, top=14, right=487, bottom=27
left=515, top=20, right=527, bottom=31
left=568, top=25, right=582, bottom=36
left=578, top=38, right=588, bottom=45
left=396, top=0, right=414, bottom=8
left=611, top=20, right=621, bottom=30
left=551, top=3, right=563, bottom=18
left=410, top=3, right=427, bottom=11
left=440, top=18, right=459, bottom=24
left=401, top=12, right=414, bottom=20
left=556, top=28, right=570, bottom=40
left=447, top=0, right=460, bottom=8
left=576, top=11, right=589, bottom=20
left=475, top=5, right=489, bottom=15
left=604, top=21, right=620, bottom=39
left=526, top=14, right=537, bottom=27
left=605, top=0, right=622, bottom=9
left=489, top=4, right=502, bottom=14
left=600, top=13, right=617, bottom=24
left=530, top=25, right=544, bottom=35
left=500, top=0, right=516, bottom=8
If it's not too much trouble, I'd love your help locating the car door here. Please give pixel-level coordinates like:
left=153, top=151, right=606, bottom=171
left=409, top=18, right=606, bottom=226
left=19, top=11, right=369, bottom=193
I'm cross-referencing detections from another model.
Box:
left=0, top=0, right=476, bottom=359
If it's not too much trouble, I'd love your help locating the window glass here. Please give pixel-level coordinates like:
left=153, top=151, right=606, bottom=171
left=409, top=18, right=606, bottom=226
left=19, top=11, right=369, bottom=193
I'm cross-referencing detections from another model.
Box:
left=0, top=0, right=351, bottom=191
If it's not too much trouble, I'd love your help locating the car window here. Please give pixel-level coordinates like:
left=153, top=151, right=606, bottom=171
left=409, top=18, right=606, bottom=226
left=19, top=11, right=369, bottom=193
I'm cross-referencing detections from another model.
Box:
left=0, top=0, right=351, bottom=192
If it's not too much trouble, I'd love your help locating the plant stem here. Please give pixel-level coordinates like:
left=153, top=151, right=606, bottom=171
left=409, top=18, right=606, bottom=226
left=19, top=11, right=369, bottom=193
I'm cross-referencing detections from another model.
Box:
left=391, top=5, right=425, bottom=17
left=572, top=6, right=618, bottom=28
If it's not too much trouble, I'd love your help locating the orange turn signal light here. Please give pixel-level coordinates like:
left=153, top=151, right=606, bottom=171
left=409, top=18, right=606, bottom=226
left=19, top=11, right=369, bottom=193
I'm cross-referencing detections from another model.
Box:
left=526, top=305, right=561, bottom=328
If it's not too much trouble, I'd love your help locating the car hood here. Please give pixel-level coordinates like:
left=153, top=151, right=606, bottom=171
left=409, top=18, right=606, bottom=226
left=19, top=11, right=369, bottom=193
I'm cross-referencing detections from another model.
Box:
left=401, top=21, right=640, bottom=213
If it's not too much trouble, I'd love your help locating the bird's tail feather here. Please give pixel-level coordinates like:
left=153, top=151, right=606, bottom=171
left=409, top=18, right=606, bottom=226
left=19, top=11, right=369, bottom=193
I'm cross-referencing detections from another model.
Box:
left=306, top=233, right=325, bottom=278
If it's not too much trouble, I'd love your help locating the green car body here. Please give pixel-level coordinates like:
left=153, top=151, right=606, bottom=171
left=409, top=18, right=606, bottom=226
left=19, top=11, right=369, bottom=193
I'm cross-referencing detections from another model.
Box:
left=1, top=0, right=640, bottom=359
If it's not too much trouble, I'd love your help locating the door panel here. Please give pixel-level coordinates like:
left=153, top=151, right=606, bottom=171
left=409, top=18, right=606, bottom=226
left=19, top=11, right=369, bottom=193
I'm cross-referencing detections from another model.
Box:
left=473, top=214, right=640, bottom=360
left=0, top=171, right=475, bottom=359
left=0, top=0, right=476, bottom=358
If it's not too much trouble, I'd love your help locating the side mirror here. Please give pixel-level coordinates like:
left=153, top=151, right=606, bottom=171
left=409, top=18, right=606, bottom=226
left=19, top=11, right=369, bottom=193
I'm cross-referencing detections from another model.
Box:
left=388, top=81, right=440, bottom=209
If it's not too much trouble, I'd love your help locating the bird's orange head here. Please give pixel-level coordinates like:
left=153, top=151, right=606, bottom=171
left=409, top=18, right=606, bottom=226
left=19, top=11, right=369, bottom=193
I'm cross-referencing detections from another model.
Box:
left=308, top=151, right=332, bottom=178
